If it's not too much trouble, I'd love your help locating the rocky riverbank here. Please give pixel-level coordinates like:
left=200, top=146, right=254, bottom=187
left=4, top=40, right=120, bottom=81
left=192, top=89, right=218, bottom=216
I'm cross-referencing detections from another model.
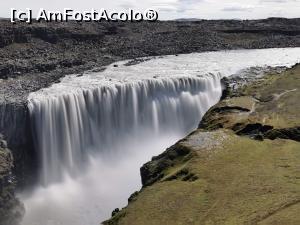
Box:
left=1, top=18, right=300, bottom=103
left=104, top=64, right=300, bottom=225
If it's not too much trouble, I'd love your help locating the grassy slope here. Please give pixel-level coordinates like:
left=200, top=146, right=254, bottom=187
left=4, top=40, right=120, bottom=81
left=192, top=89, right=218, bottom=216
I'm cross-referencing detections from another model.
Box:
left=104, top=65, right=300, bottom=225
left=241, top=65, right=300, bottom=128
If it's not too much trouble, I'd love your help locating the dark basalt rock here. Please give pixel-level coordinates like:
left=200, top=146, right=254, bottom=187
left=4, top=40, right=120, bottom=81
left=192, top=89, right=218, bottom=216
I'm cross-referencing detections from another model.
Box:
left=0, top=136, right=24, bottom=225
left=0, top=102, right=37, bottom=187
left=264, top=127, right=300, bottom=142
left=235, top=124, right=300, bottom=143
left=220, top=77, right=231, bottom=100
left=236, top=123, right=274, bottom=137
left=111, top=208, right=120, bottom=217
left=140, top=143, right=191, bottom=187
left=212, top=106, right=250, bottom=114
left=128, top=191, right=139, bottom=203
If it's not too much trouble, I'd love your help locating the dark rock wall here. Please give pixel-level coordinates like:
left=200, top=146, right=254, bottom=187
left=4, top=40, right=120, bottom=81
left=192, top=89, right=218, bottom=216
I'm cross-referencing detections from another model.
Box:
left=0, top=138, right=24, bottom=225
left=0, top=102, right=36, bottom=186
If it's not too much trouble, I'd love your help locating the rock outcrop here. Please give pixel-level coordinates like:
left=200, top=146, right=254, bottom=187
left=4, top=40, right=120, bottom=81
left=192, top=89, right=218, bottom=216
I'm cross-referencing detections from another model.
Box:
left=0, top=135, right=24, bottom=225
left=0, top=101, right=36, bottom=187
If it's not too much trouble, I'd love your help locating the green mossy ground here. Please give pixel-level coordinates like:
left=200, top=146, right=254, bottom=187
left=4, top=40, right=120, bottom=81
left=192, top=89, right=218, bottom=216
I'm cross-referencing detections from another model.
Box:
left=103, top=65, right=300, bottom=225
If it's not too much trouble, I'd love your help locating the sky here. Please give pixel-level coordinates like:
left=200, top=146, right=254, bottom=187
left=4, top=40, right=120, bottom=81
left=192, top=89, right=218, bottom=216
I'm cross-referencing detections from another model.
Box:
left=1, top=0, right=299, bottom=20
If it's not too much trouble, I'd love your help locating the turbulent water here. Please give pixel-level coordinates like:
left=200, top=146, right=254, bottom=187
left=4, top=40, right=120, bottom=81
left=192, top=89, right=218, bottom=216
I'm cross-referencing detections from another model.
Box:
left=21, top=48, right=300, bottom=225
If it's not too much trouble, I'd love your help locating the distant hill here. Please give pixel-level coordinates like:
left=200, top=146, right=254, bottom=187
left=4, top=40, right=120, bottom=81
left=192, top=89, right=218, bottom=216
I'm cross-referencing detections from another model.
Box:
left=174, top=18, right=203, bottom=21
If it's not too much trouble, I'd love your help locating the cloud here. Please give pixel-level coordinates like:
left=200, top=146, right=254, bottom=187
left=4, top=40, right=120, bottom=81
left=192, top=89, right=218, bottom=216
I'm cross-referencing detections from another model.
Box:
left=155, top=5, right=178, bottom=12
left=178, top=0, right=205, bottom=3
left=222, top=4, right=256, bottom=12
left=152, top=1, right=179, bottom=12
left=0, top=0, right=299, bottom=20
left=261, top=0, right=299, bottom=2
left=176, top=0, right=207, bottom=13
left=269, top=9, right=285, bottom=16
left=118, top=3, right=135, bottom=9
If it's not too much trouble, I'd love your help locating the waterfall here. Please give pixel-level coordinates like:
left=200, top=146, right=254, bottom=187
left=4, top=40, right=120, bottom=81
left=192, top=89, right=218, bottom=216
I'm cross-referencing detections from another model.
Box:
left=22, top=48, right=300, bottom=225
left=27, top=47, right=300, bottom=186
left=28, top=75, right=222, bottom=186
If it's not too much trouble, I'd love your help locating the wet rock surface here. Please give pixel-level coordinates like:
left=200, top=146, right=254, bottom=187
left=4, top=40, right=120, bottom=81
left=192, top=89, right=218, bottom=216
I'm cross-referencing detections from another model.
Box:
left=0, top=101, right=36, bottom=187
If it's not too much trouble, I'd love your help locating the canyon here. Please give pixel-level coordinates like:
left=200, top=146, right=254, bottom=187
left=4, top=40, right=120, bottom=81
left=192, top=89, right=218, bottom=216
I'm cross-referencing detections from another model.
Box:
left=0, top=19, right=300, bottom=225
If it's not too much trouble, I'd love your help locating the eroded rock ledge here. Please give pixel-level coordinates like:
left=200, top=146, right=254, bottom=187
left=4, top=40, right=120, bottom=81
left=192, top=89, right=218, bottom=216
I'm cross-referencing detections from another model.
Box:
left=104, top=64, right=300, bottom=225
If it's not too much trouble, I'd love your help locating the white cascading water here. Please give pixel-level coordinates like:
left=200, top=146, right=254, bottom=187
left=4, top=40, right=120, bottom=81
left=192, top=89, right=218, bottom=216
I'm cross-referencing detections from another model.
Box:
left=28, top=76, right=221, bottom=186
left=21, top=48, right=300, bottom=225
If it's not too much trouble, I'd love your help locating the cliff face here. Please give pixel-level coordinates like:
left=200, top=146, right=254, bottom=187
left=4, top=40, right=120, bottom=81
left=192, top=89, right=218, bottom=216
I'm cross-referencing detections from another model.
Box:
left=104, top=65, right=300, bottom=225
left=0, top=137, right=24, bottom=225
left=0, top=101, right=36, bottom=186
